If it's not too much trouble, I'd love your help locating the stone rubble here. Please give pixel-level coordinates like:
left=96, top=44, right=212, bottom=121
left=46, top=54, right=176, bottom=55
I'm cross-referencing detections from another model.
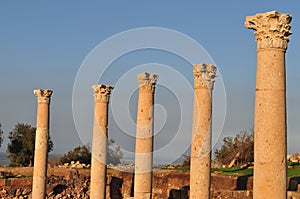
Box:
left=58, top=161, right=91, bottom=169
left=288, top=154, right=300, bottom=163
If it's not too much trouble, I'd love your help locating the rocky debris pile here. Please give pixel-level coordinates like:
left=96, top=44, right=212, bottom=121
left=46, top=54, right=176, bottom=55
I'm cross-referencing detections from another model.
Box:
left=0, top=188, right=31, bottom=199
left=58, top=161, right=90, bottom=169
left=46, top=170, right=90, bottom=199
left=0, top=170, right=90, bottom=199
left=0, top=169, right=130, bottom=199
left=46, top=178, right=90, bottom=199
left=165, top=164, right=176, bottom=169
left=287, top=153, right=300, bottom=163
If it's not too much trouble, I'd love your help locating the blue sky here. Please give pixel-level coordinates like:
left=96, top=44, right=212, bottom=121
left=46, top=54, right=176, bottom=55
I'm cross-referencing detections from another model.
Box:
left=0, top=1, right=299, bottom=163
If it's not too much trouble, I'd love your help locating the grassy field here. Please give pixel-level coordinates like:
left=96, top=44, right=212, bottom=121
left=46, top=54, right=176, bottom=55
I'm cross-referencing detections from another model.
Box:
left=212, top=166, right=300, bottom=177
left=288, top=166, right=300, bottom=177
left=212, top=167, right=253, bottom=176
left=212, top=163, right=300, bottom=177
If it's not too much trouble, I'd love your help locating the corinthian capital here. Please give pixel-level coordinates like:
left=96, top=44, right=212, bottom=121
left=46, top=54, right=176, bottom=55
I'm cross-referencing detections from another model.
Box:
left=138, top=72, right=158, bottom=92
left=245, top=11, right=292, bottom=50
left=34, top=89, right=53, bottom=103
left=92, top=84, right=114, bottom=103
left=193, top=64, right=217, bottom=90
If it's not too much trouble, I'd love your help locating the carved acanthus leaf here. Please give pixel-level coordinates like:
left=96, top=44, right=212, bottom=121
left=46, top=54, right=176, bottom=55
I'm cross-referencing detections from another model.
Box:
left=193, top=64, right=217, bottom=90
left=93, top=84, right=114, bottom=103
left=138, top=72, right=158, bottom=92
left=34, top=89, right=53, bottom=103
left=245, top=11, right=292, bottom=50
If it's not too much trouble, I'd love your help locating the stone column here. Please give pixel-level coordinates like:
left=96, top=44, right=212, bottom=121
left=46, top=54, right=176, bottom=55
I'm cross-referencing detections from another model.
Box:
left=32, top=89, right=53, bottom=199
left=90, top=84, right=114, bottom=199
left=190, top=64, right=217, bottom=199
left=134, top=72, right=158, bottom=199
left=245, top=11, right=292, bottom=199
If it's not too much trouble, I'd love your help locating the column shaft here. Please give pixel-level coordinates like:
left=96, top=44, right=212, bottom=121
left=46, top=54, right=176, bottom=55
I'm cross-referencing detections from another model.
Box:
left=32, top=89, right=52, bottom=199
left=254, top=49, right=286, bottom=198
left=90, top=85, right=113, bottom=199
left=190, top=88, right=212, bottom=198
left=190, top=64, right=216, bottom=199
left=134, top=72, right=158, bottom=199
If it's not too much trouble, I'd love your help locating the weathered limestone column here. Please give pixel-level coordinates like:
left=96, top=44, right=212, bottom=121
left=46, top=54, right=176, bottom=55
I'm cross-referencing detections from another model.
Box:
left=90, top=84, right=114, bottom=199
left=32, top=89, right=53, bottom=199
left=245, top=11, right=292, bottom=199
left=190, top=64, right=217, bottom=199
left=134, top=72, right=158, bottom=199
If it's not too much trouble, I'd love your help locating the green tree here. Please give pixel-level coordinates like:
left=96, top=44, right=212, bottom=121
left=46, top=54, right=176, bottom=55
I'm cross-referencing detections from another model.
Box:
left=7, top=123, right=53, bottom=167
left=59, top=144, right=91, bottom=165
left=59, top=139, right=123, bottom=165
left=214, top=129, right=254, bottom=167
left=181, top=154, right=191, bottom=167
left=0, top=123, right=3, bottom=148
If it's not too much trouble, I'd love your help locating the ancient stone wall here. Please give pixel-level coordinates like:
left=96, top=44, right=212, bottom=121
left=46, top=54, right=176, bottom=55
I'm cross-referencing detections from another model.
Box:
left=0, top=168, right=298, bottom=199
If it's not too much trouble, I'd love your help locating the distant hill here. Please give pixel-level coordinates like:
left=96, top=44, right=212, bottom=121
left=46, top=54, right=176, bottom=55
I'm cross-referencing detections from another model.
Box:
left=0, top=152, right=9, bottom=166
left=0, top=153, right=62, bottom=166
